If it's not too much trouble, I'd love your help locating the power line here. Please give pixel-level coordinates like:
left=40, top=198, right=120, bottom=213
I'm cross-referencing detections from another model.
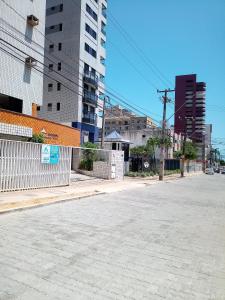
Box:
left=108, top=11, right=174, bottom=88
left=0, top=0, right=163, bottom=126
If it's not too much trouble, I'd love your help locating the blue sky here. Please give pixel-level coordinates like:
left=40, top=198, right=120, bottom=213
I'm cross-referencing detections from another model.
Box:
left=105, top=0, right=225, bottom=155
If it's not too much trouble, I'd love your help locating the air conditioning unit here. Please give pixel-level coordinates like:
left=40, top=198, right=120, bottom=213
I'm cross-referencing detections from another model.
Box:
left=27, top=15, right=39, bottom=26
left=25, top=56, right=37, bottom=67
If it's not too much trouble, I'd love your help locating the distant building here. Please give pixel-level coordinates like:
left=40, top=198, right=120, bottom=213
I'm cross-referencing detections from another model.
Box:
left=38, top=0, right=107, bottom=143
left=174, top=74, right=206, bottom=160
left=0, top=0, right=46, bottom=115
left=104, top=105, right=157, bottom=136
left=120, top=127, right=182, bottom=159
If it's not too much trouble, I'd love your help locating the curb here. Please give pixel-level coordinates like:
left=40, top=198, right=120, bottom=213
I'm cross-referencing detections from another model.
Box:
left=0, top=172, right=203, bottom=215
left=0, top=191, right=105, bottom=215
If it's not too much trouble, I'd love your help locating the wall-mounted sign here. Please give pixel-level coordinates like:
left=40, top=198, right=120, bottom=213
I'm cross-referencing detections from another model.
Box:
left=144, top=161, right=150, bottom=169
left=41, top=144, right=59, bottom=164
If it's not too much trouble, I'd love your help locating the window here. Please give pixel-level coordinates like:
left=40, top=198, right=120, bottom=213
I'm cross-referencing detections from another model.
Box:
left=102, top=4, right=107, bottom=18
left=99, top=74, right=105, bottom=83
left=37, top=106, right=40, bottom=111
left=84, top=63, right=89, bottom=73
left=84, top=43, right=96, bottom=58
left=100, top=56, right=105, bottom=65
left=101, top=21, right=106, bottom=36
left=57, top=102, right=61, bottom=111
left=48, top=64, right=53, bottom=71
left=86, top=4, right=98, bottom=21
left=49, top=44, right=54, bottom=51
left=57, top=62, right=61, bottom=71
left=101, top=38, right=106, bottom=48
left=85, top=23, right=97, bottom=39
left=57, top=82, right=61, bottom=91
left=58, top=43, right=62, bottom=51
left=48, top=83, right=53, bottom=91
left=47, top=103, right=52, bottom=111
left=46, top=23, right=62, bottom=35
left=46, top=4, right=63, bottom=16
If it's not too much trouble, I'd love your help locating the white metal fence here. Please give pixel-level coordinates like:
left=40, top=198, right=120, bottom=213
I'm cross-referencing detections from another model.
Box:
left=0, top=139, right=71, bottom=192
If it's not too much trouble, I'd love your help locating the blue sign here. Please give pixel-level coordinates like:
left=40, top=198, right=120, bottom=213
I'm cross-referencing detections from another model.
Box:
left=41, top=144, right=59, bottom=164
left=50, top=145, right=59, bottom=164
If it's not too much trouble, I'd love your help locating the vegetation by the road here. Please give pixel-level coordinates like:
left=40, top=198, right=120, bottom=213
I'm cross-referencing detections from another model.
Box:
left=126, top=169, right=180, bottom=178
left=174, top=141, right=197, bottom=160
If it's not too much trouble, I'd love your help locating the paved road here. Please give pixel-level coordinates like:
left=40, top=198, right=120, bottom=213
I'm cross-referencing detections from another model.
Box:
left=0, top=174, right=225, bottom=300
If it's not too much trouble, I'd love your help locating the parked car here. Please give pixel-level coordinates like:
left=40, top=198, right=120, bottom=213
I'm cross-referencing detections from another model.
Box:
left=221, top=168, right=225, bottom=175
left=214, top=168, right=220, bottom=173
left=205, top=168, right=214, bottom=175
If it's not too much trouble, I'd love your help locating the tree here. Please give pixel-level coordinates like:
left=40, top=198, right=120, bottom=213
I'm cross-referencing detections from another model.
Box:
left=174, top=142, right=197, bottom=160
left=130, top=145, right=149, bottom=156
left=29, top=133, right=45, bottom=143
left=79, top=142, right=98, bottom=171
left=220, top=160, right=225, bottom=166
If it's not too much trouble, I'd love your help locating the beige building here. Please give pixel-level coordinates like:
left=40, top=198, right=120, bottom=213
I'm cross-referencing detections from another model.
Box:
left=105, top=105, right=157, bottom=136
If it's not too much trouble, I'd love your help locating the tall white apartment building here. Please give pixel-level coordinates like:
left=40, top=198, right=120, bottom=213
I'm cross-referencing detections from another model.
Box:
left=0, top=0, right=46, bottom=115
left=38, top=0, right=107, bottom=143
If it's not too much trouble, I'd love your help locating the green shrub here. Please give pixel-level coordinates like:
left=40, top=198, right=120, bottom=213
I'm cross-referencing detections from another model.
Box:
left=29, top=133, right=44, bottom=143
left=79, top=159, right=93, bottom=171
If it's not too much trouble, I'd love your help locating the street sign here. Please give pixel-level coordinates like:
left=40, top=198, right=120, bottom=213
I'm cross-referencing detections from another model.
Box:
left=41, top=144, right=59, bottom=164
left=50, top=145, right=59, bottom=164
left=144, top=161, right=150, bottom=169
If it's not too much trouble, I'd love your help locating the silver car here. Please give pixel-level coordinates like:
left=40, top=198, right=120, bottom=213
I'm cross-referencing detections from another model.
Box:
left=205, top=168, right=214, bottom=175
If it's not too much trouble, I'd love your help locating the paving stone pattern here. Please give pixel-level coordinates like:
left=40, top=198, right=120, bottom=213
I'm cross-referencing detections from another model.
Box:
left=0, top=175, right=225, bottom=299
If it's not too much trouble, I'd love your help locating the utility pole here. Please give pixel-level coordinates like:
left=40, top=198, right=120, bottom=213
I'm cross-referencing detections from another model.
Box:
left=180, top=116, right=195, bottom=177
left=157, top=89, right=175, bottom=181
left=181, top=133, right=187, bottom=177
left=101, top=95, right=109, bottom=149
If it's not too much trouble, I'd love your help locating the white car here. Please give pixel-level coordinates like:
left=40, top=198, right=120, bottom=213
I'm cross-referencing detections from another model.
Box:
left=205, top=168, right=214, bottom=175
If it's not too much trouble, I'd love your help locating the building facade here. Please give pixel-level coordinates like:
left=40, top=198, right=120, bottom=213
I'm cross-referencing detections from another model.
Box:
left=38, top=0, right=107, bottom=143
left=0, top=0, right=46, bottom=115
left=174, top=74, right=206, bottom=159
left=104, top=105, right=156, bottom=136
left=120, top=127, right=182, bottom=159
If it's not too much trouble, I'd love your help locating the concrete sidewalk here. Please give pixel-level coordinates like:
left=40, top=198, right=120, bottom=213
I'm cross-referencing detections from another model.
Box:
left=0, top=172, right=202, bottom=214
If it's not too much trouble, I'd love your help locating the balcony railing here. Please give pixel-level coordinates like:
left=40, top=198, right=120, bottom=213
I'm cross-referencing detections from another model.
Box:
left=83, top=71, right=98, bottom=88
left=83, top=91, right=98, bottom=107
left=82, top=112, right=97, bottom=125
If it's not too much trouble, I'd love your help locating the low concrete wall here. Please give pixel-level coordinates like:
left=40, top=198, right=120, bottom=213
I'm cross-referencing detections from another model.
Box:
left=72, top=148, right=124, bottom=180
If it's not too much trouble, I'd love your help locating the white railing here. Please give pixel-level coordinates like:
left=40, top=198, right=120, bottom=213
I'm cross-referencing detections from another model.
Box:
left=0, top=139, right=71, bottom=192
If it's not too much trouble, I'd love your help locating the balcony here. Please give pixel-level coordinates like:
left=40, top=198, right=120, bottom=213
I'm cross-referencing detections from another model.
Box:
left=82, top=112, right=97, bottom=125
left=83, top=90, right=98, bottom=107
left=83, top=71, right=98, bottom=89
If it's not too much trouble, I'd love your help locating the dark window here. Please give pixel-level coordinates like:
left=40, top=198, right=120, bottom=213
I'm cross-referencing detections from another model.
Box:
left=57, top=82, right=61, bottom=91
left=84, top=43, right=96, bottom=58
left=86, top=4, right=98, bottom=21
left=84, top=63, right=89, bottom=73
left=58, top=43, right=62, bottom=51
left=46, top=23, right=63, bottom=35
left=48, top=83, right=53, bottom=91
left=37, top=106, right=40, bottom=111
left=47, top=103, right=52, bottom=111
left=48, top=64, right=53, bottom=71
left=46, top=4, right=63, bottom=16
left=57, top=62, right=61, bottom=71
left=85, top=23, right=97, bottom=39
left=57, top=102, right=60, bottom=111
left=49, top=44, right=54, bottom=51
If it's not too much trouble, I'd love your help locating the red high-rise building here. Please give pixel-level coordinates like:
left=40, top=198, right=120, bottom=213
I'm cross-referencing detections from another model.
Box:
left=174, top=74, right=206, bottom=158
